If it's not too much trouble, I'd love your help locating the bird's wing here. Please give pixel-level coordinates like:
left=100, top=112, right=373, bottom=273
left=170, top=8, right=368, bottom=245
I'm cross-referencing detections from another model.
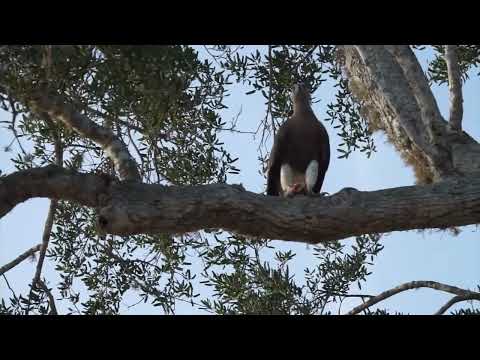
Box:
left=312, top=124, right=330, bottom=194
left=266, top=125, right=289, bottom=196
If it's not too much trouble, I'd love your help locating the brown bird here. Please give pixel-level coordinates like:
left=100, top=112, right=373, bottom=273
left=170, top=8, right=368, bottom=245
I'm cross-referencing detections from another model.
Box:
left=266, top=83, right=330, bottom=197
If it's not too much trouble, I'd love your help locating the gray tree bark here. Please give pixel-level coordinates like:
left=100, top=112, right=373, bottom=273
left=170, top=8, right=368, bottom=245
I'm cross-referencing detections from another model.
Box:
left=2, top=165, right=480, bottom=244
left=343, top=45, right=480, bottom=184
left=1, top=45, right=480, bottom=245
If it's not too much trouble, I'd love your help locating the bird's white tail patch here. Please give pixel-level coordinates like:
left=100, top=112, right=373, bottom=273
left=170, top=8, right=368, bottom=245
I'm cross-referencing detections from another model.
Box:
left=280, top=164, right=304, bottom=195
left=280, top=164, right=295, bottom=194
left=305, top=160, right=318, bottom=193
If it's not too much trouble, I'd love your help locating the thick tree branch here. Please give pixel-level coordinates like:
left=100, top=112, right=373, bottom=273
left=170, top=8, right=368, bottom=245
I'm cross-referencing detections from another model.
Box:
left=352, top=45, right=454, bottom=180
left=3, top=166, right=480, bottom=244
left=0, top=244, right=41, bottom=276
left=445, top=45, right=464, bottom=132
left=28, top=92, right=140, bottom=181
left=0, top=165, right=108, bottom=218
left=344, top=45, right=480, bottom=183
left=98, top=178, right=480, bottom=242
left=434, top=294, right=480, bottom=315
left=0, top=55, right=140, bottom=182
left=385, top=45, right=445, bottom=127
left=385, top=45, right=452, bottom=150
left=346, top=281, right=480, bottom=315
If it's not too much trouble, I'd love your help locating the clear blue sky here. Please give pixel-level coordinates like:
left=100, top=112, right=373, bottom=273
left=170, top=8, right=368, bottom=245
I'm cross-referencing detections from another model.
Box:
left=1, top=46, right=479, bottom=314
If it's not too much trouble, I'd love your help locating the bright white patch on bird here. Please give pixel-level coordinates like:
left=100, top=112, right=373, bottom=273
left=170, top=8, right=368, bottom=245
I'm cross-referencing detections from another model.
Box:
left=305, top=160, right=318, bottom=194
left=281, top=163, right=306, bottom=196
left=280, top=164, right=294, bottom=194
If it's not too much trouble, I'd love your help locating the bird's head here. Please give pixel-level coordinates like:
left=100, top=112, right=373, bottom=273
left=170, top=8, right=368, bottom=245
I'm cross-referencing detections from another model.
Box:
left=291, top=82, right=311, bottom=104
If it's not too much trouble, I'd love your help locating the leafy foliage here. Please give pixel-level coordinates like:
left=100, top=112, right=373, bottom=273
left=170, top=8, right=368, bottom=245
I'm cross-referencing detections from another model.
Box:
left=209, top=45, right=376, bottom=161
left=0, top=45, right=240, bottom=314
left=450, top=308, right=480, bottom=315
left=196, top=233, right=383, bottom=315
left=423, top=45, right=480, bottom=85
left=5, top=45, right=475, bottom=315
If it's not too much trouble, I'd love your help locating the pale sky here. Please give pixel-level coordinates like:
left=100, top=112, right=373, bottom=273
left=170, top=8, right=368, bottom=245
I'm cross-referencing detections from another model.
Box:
left=1, top=46, right=479, bottom=315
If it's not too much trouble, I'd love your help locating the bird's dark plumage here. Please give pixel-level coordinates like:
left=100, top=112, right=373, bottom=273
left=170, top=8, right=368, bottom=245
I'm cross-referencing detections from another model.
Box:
left=266, top=83, right=330, bottom=197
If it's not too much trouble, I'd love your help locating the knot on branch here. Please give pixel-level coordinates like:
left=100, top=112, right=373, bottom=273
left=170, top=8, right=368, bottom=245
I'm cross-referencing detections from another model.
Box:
left=327, top=187, right=360, bottom=207
left=96, top=203, right=134, bottom=235
left=42, top=164, right=66, bottom=178
left=232, top=183, right=246, bottom=192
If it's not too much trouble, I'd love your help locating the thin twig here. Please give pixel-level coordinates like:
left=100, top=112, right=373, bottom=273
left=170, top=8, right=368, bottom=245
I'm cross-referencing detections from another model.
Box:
left=126, top=297, right=145, bottom=309
left=7, top=98, right=28, bottom=156
left=445, top=45, right=464, bottom=131
left=84, top=106, right=146, bottom=134
left=336, top=292, right=374, bottom=315
left=300, top=45, right=318, bottom=65
left=216, top=106, right=255, bottom=135
left=338, top=297, right=345, bottom=315
left=333, top=293, right=375, bottom=299
left=32, top=200, right=58, bottom=287
left=127, top=125, right=145, bottom=177
left=38, top=279, right=58, bottom=315
left=26, top=200, right=58, bottom=315
left=203, top=45, right=244, bottom=64
left=255, top=45, right=276, bottom=169
left=31, top=118, right=63, bottom=287
left=435, top=294, right=480, bottom=315
left=217, top=127, right=255, bottom=135
left=266, top=45, right=275, bottom=138
left=0, top=244, right=42, bottom=276
left=203, top=46, right=221, bottom=66
left=26, top=110, right=63, bottom=314
left=347, top=280, right=480, bottom=315
left=2, top=274, right=17, bottom=298
left=102, top=244, right=212, bottom=314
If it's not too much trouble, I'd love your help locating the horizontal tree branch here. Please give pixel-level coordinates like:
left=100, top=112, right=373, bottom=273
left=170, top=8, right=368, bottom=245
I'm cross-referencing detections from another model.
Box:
left=445, top=45, right=464, bottom=132
left=97, top=177, right=480, bottom=243
left=0, top=244, right=41, bottom=276
left=347, top=280, right=480, bottom=315
left=3, top=166, right=480, bottom=244
left=0, top=165, right=109, bottom=218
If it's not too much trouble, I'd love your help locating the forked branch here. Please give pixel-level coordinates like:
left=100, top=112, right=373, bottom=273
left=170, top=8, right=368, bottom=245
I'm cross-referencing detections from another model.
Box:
left=435, top=294, right=480, bottom=315
left=0, top=244, right=41, bottom=276
left=346, top=280, right=480, bottom=315
left=28, top=92, right=141, bottom=181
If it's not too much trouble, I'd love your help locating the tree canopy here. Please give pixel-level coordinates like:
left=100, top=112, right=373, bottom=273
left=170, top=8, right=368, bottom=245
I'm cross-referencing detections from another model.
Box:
left=1, top=45, right=479, bottom=315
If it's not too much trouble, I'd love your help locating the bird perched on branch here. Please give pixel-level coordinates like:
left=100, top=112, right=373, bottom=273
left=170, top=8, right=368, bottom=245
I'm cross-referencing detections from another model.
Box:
left=266, top=83, right=330, bottom=197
